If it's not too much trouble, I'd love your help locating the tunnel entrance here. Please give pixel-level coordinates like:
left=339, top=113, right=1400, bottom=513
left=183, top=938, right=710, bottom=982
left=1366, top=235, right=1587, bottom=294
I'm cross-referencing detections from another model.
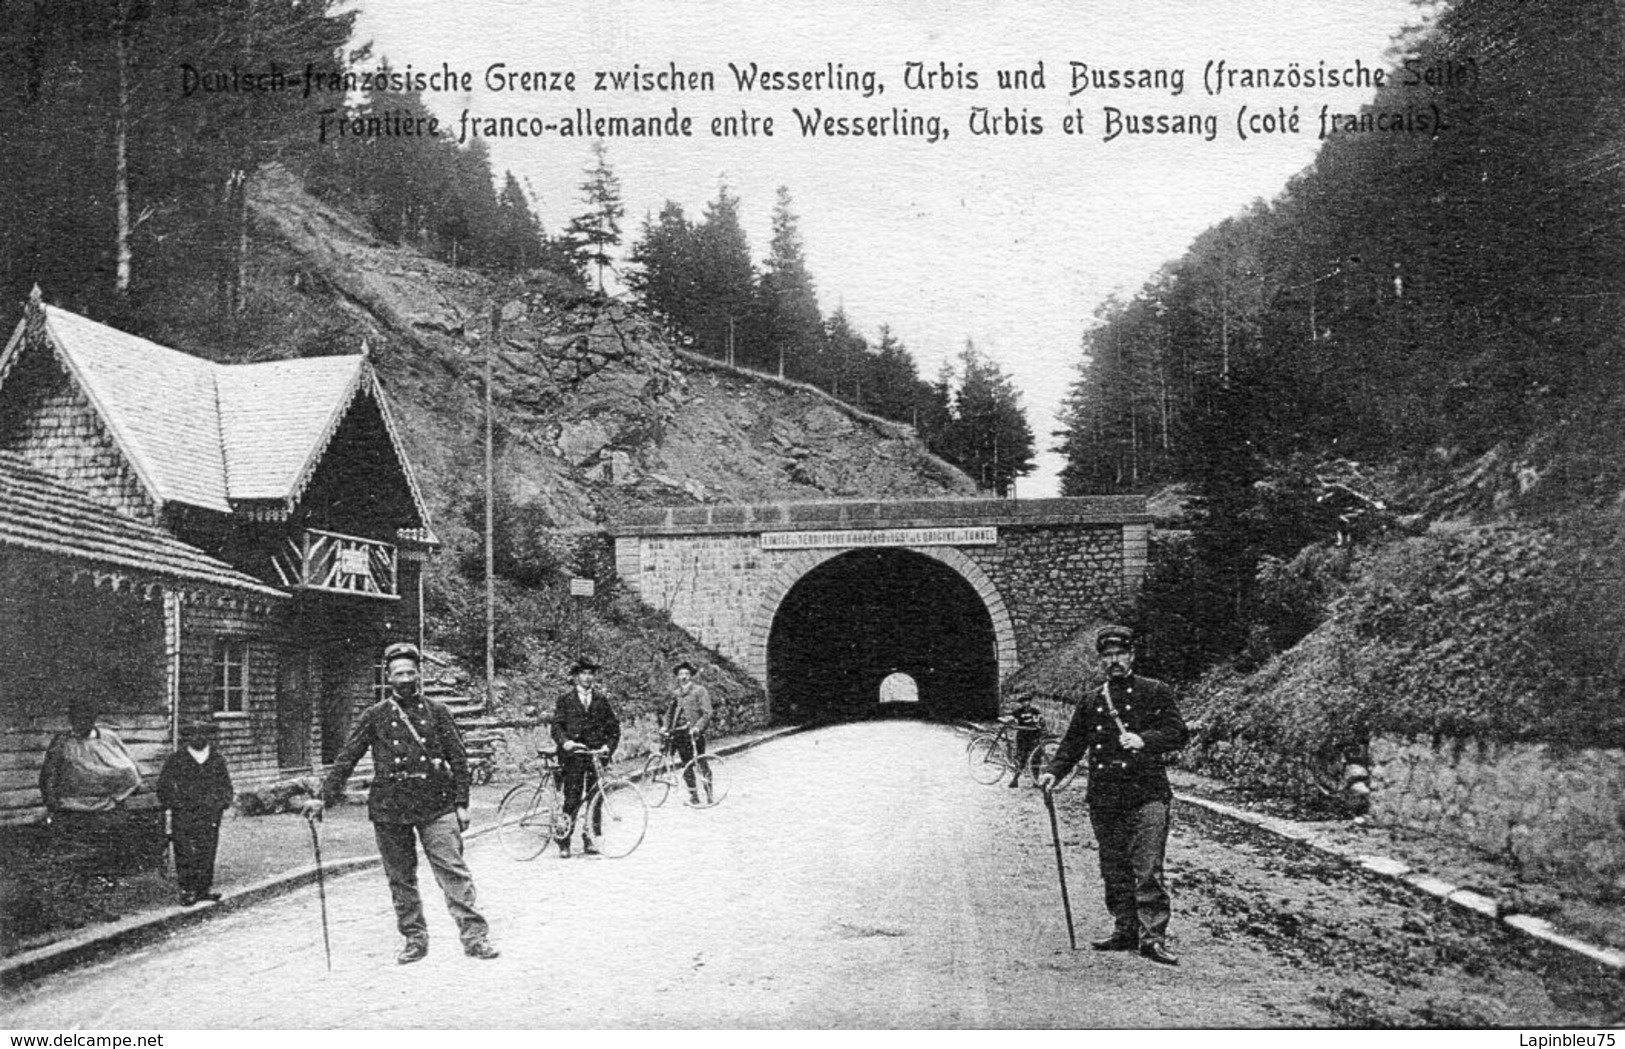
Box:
left=766, top=548, right=999, bottom=722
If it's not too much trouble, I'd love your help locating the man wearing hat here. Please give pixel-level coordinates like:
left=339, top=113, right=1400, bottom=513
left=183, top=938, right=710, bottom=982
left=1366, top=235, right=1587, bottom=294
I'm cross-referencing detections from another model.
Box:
left=1039, top=625, right=1189, bottom=966
left=665, top=661, right=715, bottom=805
left=552, top=657, right=621, bottom=857
left=157, top=719, right=234, bottom=906
left=303, top=642, right=498, bottom=963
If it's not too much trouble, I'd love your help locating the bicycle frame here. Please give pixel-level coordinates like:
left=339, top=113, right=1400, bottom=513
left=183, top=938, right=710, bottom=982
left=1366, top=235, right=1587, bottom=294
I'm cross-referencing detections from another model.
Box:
left=562, top=747, right=648, bottom=858
left=641, top=728, right=724, bottom=808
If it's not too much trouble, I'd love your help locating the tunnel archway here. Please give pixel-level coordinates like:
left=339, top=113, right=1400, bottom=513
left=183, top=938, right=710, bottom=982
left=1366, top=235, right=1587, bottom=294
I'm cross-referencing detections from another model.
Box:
left=764, top=547, right=1000, bottom=722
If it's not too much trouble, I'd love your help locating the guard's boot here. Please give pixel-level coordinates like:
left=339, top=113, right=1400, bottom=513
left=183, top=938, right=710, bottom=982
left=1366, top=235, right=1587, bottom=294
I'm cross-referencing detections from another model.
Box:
left=1091, top=931, right=1139, bottom=952
left=465, top=940, right=501, bottom=960
left=397, top=938, right=429, bottom=965
left=1139, top=942, right=1179, bottom=966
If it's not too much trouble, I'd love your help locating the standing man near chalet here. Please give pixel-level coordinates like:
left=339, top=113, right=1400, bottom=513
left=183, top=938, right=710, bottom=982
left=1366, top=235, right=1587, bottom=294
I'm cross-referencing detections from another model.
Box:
left=552, top=658, right=620, bottom=857
left=302, top=642, right=498, bottom=964
left=1038, top=625, right=1189, bottom=966
left=157, top=719, right=234, bottom=906
left=665, top=661, right=714, bottom=805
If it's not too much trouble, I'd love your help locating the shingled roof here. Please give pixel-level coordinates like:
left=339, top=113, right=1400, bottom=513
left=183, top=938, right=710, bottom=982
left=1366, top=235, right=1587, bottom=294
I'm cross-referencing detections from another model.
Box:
left=0, top=295, right=435, bottom=541
left=0, top=450, right=287, bottom=598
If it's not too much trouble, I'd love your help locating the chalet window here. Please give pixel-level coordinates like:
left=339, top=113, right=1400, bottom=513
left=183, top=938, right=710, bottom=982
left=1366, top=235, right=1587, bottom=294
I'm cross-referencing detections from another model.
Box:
left=372, top=659, right=389, bottom=705
left=213, top=639, right=248, bottom=715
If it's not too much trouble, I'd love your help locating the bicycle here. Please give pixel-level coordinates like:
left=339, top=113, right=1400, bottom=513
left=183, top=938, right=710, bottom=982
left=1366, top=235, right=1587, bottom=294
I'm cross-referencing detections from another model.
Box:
left=640, top=728, right=728, bottom=809
left=496, top=745, right=649, bottom=859
left=966, top=716, right=1057, bottom=787
left=495, top=747, right=568, bottom=861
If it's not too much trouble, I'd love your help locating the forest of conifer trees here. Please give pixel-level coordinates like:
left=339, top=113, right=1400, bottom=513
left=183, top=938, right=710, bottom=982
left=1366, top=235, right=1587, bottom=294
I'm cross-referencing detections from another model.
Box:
left=1052, top=0, right=1625, bottom=678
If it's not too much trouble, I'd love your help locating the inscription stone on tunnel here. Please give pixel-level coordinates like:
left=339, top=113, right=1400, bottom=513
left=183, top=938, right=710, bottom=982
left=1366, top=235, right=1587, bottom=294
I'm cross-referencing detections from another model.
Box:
left=760, top=526, right=996, bottom=550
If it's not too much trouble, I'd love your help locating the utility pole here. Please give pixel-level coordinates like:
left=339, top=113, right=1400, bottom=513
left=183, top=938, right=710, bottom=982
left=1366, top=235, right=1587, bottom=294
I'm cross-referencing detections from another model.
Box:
left=485, top=305, right=498, bottom=706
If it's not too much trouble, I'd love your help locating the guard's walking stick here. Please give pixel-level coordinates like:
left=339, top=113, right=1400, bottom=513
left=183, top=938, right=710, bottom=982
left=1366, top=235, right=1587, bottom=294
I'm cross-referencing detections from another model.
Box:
left=1043, top=789, right=1078, bottom=950
left=160, top=809, right=175, bottom=882
left=306, top=813, right=333, bottom=971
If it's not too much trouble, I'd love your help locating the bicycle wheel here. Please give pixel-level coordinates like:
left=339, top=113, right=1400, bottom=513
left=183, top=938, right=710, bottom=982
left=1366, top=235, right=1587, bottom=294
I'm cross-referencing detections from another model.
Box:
left=496, top=782, right=557, bottom=861
left=585, top=779, right=648, bottom=858
left=681, top=753, right=728, bottom=808
left=965, top=731, right=994, bottom=756
left=641, top=753, right=672, bottom=809
left=966, top=736, right=1008, bottom=785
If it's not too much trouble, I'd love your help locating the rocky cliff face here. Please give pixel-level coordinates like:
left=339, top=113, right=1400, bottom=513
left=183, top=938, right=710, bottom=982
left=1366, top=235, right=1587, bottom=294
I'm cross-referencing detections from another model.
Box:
left=239, top=166, right=975, bottom=537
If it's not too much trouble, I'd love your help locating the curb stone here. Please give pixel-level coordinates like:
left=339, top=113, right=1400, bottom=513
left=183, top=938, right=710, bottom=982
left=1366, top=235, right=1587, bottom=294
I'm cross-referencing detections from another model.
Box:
left=1173, top=792, right=1625, bottom=973
left=957, top=716, right=1625, bottom=975
left=0, top=722, right=807, bottom=990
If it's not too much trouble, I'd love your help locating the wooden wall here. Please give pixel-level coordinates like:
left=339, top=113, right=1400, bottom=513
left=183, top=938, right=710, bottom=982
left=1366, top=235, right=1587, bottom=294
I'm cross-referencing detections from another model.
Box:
left=0, top=555, right=168, bottom=823
left=177, top=595, right=283, bottom=786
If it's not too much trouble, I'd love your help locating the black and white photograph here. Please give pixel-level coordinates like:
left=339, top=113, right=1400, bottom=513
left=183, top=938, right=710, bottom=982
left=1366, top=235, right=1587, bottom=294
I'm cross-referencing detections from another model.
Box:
left=1, top=0, right=1622, bottom=1032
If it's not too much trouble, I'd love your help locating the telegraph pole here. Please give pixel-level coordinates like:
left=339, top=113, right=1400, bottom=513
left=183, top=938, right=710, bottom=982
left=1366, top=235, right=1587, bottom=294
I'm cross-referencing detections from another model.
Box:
left=485, top=305, right=498, bottom=704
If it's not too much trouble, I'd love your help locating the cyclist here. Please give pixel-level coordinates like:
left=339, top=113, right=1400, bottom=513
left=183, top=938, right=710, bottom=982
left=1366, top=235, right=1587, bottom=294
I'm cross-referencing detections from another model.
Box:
left=552, top=657, right=621, bottom=857
left=1007, top=692, right=1045, bottom=788
left=664, top=660, right=714, bottom=805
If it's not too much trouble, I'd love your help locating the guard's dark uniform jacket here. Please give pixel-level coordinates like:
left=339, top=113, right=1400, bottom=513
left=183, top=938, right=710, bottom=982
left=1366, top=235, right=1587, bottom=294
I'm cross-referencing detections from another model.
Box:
left=321, top=694, right=470, bottom=824
left=1046, top=674, right=1189, bottom=808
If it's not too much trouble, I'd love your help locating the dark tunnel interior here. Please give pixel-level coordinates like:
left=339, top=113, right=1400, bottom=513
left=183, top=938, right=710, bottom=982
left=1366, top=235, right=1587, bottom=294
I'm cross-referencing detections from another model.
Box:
left=765, top=548, right=999, bottom=722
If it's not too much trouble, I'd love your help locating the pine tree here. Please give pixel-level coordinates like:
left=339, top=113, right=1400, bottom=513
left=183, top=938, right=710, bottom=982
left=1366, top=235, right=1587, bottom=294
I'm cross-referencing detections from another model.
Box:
left=942, top=342, right=1036, bottom=496
left=627, top=200, right=698, bottom=334
left=820, top=308, right=870, bottom=402
left=491, top=171, right=543, bottom=273
left=565, top=139, right=624, bottom=291
left=759, top=186, right=823, bottom=380
left=689, top=183, right=757, bottom=365
left=865, top=325, right=924, bottom=423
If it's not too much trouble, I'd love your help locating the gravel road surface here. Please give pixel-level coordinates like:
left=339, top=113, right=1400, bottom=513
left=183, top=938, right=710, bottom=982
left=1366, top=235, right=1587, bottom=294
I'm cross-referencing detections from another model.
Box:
left=6, top=721, right=1617, bottom=1028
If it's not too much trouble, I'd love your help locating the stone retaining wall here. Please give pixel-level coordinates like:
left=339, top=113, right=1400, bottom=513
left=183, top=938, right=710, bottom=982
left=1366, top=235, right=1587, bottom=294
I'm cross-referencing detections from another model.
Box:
left=1370, top=735, right=1625, bottom=896
left=961, top=524, right=1130, bottom=665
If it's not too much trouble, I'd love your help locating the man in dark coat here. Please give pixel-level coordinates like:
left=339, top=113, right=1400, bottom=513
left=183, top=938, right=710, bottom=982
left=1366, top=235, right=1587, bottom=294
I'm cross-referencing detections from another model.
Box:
left=551, top=657, right=621, bottom=857
left=1039, top=625, right=1190, bottom=966
left=156, top=719, right=233, bottom=906
left=302, top=642, right=498, bottom=964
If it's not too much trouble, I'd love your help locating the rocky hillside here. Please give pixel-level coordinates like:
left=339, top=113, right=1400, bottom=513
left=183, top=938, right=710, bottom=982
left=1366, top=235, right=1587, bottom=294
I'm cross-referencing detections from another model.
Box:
left=231, top=165, right=974, bottom=537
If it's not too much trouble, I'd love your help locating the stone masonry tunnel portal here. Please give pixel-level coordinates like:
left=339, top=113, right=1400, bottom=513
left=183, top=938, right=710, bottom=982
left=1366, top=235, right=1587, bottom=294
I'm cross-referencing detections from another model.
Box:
left=610, top=496, right=1151, bottom=723
left=767, top=547, right=998, bottom=721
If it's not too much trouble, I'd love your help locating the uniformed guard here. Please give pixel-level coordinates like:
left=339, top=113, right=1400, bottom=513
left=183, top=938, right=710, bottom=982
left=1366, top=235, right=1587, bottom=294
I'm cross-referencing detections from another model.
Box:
left=303, top=642, right=498, bottom=964
left=1039, top=625, right=1189, bottom=965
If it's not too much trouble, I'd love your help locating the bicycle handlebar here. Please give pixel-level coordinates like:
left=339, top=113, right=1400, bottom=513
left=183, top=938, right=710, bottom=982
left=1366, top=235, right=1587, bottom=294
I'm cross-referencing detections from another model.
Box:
left=537, top=745, right=614, bottom=759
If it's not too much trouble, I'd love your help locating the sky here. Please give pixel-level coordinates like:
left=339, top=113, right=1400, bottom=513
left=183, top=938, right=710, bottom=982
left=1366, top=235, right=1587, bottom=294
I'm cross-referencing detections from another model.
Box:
left=350, top=0, right=1428, bottom=497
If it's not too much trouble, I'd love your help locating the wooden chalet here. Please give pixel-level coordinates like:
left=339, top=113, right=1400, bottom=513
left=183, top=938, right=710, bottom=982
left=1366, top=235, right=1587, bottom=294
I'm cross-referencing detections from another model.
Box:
left=0, top=290, right=438, bottom=823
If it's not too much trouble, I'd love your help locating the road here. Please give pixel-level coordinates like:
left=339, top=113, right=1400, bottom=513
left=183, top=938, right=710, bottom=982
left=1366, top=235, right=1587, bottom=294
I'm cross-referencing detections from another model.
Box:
left=5, top=722, right=1617, bottom=1028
